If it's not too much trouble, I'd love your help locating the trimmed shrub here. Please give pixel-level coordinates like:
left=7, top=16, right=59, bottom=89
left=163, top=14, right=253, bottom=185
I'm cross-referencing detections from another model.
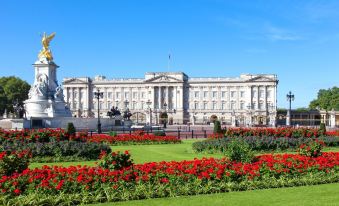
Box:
left=0, top=150, right=31, bottom=176
left=319, top=123, right=326, bottom=135
left=224, top=138, right=254, bottom=163
left=298, top=139, right=325, bottom=157
left=192, top=136, right=339, bottom=153
left=1, top=140, right=112, bottom=162
left=66, top=122, right=76, bottom=137
left=98, top=150, right=133, bottom=170
left=213, top=120, right=222, bottom=134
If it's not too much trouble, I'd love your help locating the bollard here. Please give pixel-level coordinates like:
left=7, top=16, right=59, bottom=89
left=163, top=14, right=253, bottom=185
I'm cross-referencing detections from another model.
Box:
left=191, top=130, right=194, bottom=139
left=204, top=130, right=207, bottom=138
left=177, top=129, right=180, bottom=139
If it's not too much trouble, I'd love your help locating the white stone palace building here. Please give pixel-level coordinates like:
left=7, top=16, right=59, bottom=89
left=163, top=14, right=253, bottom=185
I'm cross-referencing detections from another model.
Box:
left=63, top=72, right=278, bottom=126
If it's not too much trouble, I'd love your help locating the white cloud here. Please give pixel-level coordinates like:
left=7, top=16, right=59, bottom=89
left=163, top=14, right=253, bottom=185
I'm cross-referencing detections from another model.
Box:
left=265, top=25, right=302, bottom=41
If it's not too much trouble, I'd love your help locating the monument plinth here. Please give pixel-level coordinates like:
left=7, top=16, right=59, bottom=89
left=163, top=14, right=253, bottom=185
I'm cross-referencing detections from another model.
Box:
left=24, top=32, right=71, bottom=118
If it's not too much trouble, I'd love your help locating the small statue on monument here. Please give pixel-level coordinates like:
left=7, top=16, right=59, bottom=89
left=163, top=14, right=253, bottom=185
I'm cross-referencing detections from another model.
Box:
left=38, top=32, right=56, bottom=61
left=54, top=86, right=63, bottom=100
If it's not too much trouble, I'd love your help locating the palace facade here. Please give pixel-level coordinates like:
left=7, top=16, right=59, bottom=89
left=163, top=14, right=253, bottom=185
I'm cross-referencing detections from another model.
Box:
left=62, top=72, right=278, bottom=126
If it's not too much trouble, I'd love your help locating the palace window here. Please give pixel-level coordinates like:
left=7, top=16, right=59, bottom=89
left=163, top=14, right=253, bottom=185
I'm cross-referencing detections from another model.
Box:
left=203, top=102, right=208, bottom=110
left=141, top=92, right=145, bottom=98
left=194, top=91, right=199, bottom=98
left=194, top=102, right=199, bottom=109
left=231, top=91, right=236, bottom=98
left=203, top=91, right=208, bottom=98
left=116, top=92, right=120, bottom=99
left=124, top=92, right=129, bottom=99
left=221, top=102, right=226, bottom=110
left=212, top=102, right=217, bottom=110
left=108, top=102, right=112, bottom=109
left=79, top=102, right=83, bottom=109
left=132, top=102, right=137, bottom=109
left=231, top=102, right=236, bottom=110
left=133, top=92, right=138, bottom=99
left=240, top=102, right=245, bottom=110
left=107, top=92, right=112, bottom=99
left=221, top=91, right=226, bottom=98
left=212, top=91, right=217, bottom=98
left=240, top=91, right=245, bottom=98
left=99, top=102, right=104, bottom=110
left=74, top=91, right=78, bottom=99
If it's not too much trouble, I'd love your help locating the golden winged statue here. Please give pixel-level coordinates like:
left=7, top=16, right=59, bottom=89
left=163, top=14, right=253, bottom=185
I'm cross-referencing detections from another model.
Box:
left=38, top=32, right=56, bottom=61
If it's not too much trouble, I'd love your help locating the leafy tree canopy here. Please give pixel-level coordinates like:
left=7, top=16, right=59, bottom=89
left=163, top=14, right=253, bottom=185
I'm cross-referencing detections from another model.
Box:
left=309, top=86, right=339, bottom=111
left=0, top=76, right=30, bottom=115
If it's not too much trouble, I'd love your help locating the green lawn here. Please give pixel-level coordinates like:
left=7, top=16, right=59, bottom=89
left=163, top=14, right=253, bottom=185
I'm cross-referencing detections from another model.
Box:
left=30, top=139, right=339, bottom=168
left=90, top=183, right=339, bottom=206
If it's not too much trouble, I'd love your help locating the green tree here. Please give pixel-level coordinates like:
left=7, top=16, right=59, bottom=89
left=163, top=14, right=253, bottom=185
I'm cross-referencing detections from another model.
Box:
left=0, top=76, right=31, bottom=115
left=213, top=120, right=222, bottom=134
left=309, top=87, right=339, bottom=111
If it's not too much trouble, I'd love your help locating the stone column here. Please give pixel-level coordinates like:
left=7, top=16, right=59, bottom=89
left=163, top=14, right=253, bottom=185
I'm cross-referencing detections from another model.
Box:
left=77, top=87, right=81, bottom=110
left=256, top=86, right=259, bottom=110
left=174, top=86, right=178, bottom=110
left=71, top=88, right=75, bottom=110
left=166, top=86, right=169, bottom=108
left=227, top=87, right=231, bottom=110
left=217, top=86, right=221, bottom=111
left=158, top=86, right=161, bottom=109
left=236, top=86, right=240, bottom=110
left=64, top=87, right=69, bottom=105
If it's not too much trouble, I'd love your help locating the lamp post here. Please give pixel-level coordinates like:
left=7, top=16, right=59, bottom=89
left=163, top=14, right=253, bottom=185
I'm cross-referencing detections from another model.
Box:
left=94, top=89, right=104, bottom=134
left=146, top=99, right=152, bottom=125
left=286, top=91, right=295, bottom=126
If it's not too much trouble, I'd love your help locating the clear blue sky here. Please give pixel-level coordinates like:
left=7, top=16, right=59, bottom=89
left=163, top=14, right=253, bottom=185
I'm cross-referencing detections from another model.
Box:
left=1, top=0, right=338, bottom=109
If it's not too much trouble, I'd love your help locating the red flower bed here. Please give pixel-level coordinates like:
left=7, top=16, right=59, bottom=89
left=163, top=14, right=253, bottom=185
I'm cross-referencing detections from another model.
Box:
left=1, top=152, right=338, bottom=197
left=326, top=130, right=339, bottom=137
left=208, top=127, right=335, bottom=139
left=88, top=133, right=181, bottom=145
left=0, top=128, right=88, bottom=143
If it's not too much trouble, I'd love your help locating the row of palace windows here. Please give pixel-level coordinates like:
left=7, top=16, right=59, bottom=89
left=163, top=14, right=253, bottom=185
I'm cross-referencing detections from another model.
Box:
left=93, top=91, right=148, bottom=100
left=191, top=90, right=272, bottom=99
left=191, top=101, right=273, bottom=110
left=191, top=91, right=245, bottom=99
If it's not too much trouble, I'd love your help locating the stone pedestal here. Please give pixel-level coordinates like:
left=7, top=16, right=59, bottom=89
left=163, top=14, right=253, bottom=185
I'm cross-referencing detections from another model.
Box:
left=24, top=57, right=71, bottom=118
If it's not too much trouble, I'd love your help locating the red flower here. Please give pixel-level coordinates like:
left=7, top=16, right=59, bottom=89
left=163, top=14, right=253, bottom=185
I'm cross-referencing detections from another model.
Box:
left=13, top=188, right=20, bottom=195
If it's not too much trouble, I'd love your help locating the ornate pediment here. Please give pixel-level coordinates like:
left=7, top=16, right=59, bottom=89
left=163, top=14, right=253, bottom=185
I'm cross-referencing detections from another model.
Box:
left=144, top=75, right=183, bottom=83
left=63, top=78, right=89, bottom=84
left=246, top=76, right=276, bottom=82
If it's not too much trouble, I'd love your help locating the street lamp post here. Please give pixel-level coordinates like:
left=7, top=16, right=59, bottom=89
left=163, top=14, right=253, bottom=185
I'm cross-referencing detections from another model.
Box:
left=146, top=99, right=152, bottom=125
left=286, top=91, right=295, bottom=126
left=94, top=89, right=104, bottom=134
